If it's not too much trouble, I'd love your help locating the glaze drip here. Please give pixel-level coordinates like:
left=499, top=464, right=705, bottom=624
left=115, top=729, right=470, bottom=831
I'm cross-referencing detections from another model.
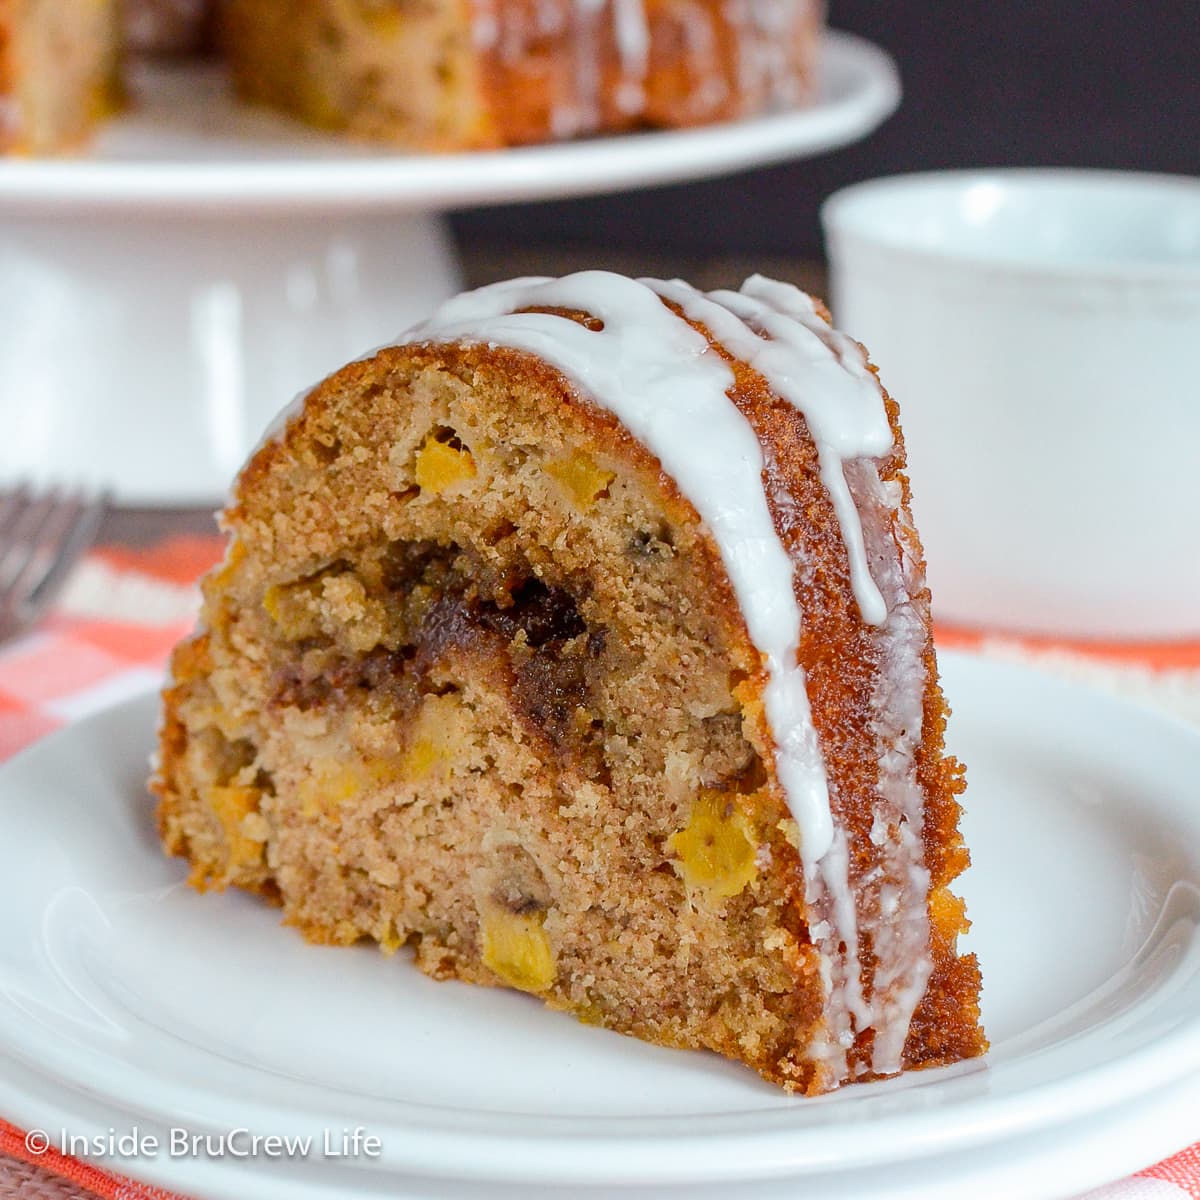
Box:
left=473, top=0, right=816, bottom=135
left=653, top=275, right=892, bottom=624
left=404, top=271, right=835, bottom=865
left=398, top=269, right=931, bottom=1081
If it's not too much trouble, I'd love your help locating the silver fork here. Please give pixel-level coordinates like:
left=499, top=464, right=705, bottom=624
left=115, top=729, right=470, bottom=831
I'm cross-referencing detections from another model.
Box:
left=0, top=485, right=110, bottom=645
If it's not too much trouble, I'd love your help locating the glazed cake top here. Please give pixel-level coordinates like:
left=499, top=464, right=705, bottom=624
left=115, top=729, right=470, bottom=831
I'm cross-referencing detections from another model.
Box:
left=472, top=0, right=813, bottom=133
left=251, top=269, right=936, bottom=1079
left=403, top=270, right=896, bottom=871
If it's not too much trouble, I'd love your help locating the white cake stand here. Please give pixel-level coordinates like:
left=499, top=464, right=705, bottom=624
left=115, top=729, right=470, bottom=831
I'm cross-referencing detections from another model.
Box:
left=0, top=30, right=898, bottom=504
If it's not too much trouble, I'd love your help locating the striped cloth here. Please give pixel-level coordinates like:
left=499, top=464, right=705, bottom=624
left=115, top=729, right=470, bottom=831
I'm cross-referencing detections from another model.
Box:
left=1, top=536, right=1199, bottom=1200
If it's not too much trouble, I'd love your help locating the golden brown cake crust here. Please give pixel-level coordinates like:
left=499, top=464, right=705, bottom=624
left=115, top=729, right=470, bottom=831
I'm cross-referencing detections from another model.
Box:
left=154, top=288, right=985, bottom=1094
left=691, top=313, right=983, bottom=1076
left=217, top=0, right=823, bottom=149
left=3, top=0, right=821, bottom=154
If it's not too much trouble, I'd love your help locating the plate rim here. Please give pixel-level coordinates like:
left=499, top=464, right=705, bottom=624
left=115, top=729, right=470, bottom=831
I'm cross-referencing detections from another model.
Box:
left=0, top=31, right=899, bottom=215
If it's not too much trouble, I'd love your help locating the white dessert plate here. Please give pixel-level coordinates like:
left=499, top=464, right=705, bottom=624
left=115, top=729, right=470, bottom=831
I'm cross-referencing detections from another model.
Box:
left=1, top=651, right=1199, bottom=1200
left=0, top=31, right=898, bottom=215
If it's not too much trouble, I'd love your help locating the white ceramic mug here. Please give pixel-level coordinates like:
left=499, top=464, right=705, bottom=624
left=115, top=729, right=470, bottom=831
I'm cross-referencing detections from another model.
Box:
left=822, top=169, right=1200, bottom=640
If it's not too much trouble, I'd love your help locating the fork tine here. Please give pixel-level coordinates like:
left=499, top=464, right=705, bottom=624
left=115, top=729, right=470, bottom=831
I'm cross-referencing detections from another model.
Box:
left=2, top=492, right=82, bottom=604
left=22, top=491, right=109, bottom=614
left=0, top=488, right=109, bottom=637
left=0, top=489, right=59, bottom=591
left=0, top=485, right=31, bottom=539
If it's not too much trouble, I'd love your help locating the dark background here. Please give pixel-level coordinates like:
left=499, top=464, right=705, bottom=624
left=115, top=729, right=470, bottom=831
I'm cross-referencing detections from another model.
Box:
left=451, top=2, right=1200, bottom=260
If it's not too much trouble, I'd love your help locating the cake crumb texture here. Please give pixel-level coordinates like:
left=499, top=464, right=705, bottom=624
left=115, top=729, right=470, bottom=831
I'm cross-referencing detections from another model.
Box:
left=0, top=0, right=123, bottom=154
left=154, top=298, right=985, bottom=1093
left=217, top=0, right=823, bottom=148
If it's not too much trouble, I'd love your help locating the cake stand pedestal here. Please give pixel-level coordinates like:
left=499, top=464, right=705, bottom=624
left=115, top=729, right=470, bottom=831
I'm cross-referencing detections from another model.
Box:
left=0, top=31, right=898, bottom=504
left=3, top=211, right=459, bottom=502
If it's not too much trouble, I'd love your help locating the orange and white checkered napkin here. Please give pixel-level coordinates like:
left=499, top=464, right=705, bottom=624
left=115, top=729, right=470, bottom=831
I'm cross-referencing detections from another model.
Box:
left=0, top=538, right=217, bottom=762
left=1, top=536, right=1199, bottom=1200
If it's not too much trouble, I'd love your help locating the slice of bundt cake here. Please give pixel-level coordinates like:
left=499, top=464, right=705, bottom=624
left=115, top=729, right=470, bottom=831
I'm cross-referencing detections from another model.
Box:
left=0, top=0, right=122, bottom=153
left=153, top=270, right=985, bottom=1093
left=217, top=0, right=823, bottom=149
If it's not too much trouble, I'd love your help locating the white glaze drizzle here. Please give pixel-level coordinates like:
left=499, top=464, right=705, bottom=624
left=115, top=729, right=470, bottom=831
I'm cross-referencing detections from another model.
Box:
left=653, top=276, right=891, bottom=625
left=611, top=0, right=650, bottom=113
left=846, top=458, right=934, bottom=1076
left=394, top=270, right=930, bottom=1081
left=570, top=0, right=608, bottom=135
left=404, top=272, right=838, bottom=867
left=648, top=275, right=928, bottom=1077
left=743, top=0, right=809, bottom=107
left=474, top=0, right=814, bottom=133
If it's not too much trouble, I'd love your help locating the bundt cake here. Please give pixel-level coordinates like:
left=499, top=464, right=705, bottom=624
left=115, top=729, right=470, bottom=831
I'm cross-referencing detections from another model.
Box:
left=218, top=0, right=823, bottom=149
left=2, top=1, right=822, bottom=153
left=0, top=0, right=122, bottom=153
left=153, top=270, right=986, bottom=1094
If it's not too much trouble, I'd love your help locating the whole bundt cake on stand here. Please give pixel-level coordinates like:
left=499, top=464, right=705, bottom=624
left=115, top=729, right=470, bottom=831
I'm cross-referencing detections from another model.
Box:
left=3, top=0, right=823, bottom=153
left=153, top=270, right=985, bottom=1094
left=218, top=0, right=823, bottom=148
